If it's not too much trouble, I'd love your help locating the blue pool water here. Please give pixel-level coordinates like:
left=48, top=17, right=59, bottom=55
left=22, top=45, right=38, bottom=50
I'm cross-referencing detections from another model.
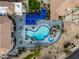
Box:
left=48, top=37, right=54, bottom=42
left=26, top=25, right=49, bottom=41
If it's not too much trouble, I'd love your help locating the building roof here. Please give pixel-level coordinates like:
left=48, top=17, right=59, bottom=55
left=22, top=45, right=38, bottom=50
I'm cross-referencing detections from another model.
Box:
left=0, top=48, right=10, bottom=56
left=0, top=1, right=9, bottom=6
left=0, top=16, right=13, bottom=56
left=0, top=0, right=15, bottom=2
left=65, top=48, right=79, bottom=59
left=0, top=1, right=15, bottom=15
left=0, top=16, right=11, bottom=24
left=51, top=0, right=79, bottom=19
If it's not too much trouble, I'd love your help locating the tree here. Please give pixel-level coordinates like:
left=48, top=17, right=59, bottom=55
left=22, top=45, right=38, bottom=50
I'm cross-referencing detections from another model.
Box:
left=29, top=0, right=41, bottom=10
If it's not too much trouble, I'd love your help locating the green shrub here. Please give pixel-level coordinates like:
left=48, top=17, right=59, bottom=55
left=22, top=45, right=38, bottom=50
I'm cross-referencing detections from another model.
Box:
left=29, top=0, right=41, bottom=10
left=23, top=54, right=34, bottom=59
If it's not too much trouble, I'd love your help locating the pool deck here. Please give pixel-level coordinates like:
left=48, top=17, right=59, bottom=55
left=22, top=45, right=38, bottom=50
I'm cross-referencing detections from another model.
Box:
left=8, top=14, right=63, bottom=56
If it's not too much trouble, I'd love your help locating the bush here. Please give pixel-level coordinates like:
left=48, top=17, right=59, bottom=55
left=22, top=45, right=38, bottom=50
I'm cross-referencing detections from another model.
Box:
left=29, top=0, right=41, bottom=10
left=23, top=54, right=34, bottom=59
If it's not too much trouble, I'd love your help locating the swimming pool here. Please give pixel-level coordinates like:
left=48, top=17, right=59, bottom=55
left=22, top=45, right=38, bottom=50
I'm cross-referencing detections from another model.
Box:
left=26, top=25, right=49, bottom=41
left=24, top=20, right=63, bottom=46
left=25, top=24, right=62, bottom=43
